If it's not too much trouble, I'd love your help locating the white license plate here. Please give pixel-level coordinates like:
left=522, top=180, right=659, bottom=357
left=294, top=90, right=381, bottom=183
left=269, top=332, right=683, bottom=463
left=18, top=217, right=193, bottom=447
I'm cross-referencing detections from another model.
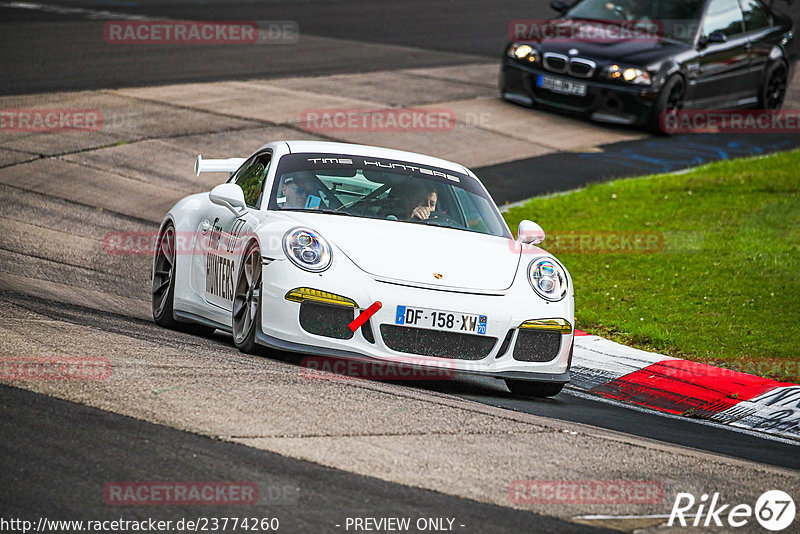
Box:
left=395, top=305, right=487, bottom=335
left=537, top=75, right=587, bottom=96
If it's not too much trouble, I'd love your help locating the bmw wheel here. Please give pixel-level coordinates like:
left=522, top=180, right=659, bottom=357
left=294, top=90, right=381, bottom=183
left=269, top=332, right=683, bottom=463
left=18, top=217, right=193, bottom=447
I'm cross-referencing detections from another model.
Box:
left=759, top=61, right=788, bottom=110
left=649, top=74, right=685, bottom=134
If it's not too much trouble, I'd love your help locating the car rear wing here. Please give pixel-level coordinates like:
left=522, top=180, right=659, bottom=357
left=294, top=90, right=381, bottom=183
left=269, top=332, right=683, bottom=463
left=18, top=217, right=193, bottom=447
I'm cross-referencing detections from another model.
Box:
left=194, top=155, right=247, bottom=176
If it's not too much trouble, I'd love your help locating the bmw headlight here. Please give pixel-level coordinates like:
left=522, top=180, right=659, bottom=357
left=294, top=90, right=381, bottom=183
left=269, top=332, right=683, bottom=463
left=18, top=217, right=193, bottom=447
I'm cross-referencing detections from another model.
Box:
left=606, top=64, right=651, bottom=85
left=282, top=228, right=332, bottom=272
left=528, top=258, right=568, bottom=301
left=508, top=43, right=540, bottom=63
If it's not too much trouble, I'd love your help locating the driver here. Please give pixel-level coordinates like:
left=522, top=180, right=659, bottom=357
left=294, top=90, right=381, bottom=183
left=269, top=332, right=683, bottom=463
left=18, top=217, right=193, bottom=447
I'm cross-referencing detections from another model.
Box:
left=606, top=0, right=647, bottom=21
left=408, top=186, right=438, bottom=221
left=280, top=174, right=320, bottom=209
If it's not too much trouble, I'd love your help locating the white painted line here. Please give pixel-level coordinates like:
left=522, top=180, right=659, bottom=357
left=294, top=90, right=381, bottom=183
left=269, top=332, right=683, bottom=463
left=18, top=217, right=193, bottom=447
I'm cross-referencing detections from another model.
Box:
left=573, top=513, right=678, bottom=520
left=0, top=2, right=149, bottom=20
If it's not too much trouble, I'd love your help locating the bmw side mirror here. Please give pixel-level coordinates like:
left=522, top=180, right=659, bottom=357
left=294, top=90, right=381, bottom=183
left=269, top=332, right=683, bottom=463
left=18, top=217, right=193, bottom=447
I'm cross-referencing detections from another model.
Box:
left=209, top=183, right=248, bottom=215
left=700, top=30, right=727, bottom=48
left=550, top=0, right=569, bottom=13
left=518, top=220, right=545, bottom=245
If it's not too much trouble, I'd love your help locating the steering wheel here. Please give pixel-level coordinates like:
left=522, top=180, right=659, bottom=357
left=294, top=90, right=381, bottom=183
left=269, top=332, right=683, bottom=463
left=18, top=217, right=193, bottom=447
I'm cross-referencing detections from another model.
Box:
left=421, top=213, right=462, bottom=228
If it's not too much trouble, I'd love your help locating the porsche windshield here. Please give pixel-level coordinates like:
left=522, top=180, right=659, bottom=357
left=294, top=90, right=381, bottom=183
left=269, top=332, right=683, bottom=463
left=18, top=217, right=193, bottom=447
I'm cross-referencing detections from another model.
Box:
left=565, top=0, right=705, bottom=42
left=268, top=153, right=511, bottom=238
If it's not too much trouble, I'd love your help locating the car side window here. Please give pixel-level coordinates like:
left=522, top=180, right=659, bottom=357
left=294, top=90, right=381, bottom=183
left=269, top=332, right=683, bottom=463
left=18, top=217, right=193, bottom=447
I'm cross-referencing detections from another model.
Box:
left=233, top=153, right=271, bottom=208
left=739, top=0, right=771, bottom=32
left=702, top=0, right=745, bottom=38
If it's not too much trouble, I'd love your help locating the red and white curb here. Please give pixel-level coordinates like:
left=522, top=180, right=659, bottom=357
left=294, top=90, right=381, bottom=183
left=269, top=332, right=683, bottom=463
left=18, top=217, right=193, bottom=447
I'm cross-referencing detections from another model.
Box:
left=571, top=330, right=800, bottom=441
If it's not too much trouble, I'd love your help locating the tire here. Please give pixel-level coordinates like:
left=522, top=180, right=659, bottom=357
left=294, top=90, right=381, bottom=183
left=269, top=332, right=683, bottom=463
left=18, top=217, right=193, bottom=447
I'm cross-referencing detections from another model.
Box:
left=152, top=224, right=182, bottom=328
left=505, top=379, right=564, bottom=398
left=232, top=241, right=263, bottom=354
left=648, top=74, right=685, bottom=135
left=759, top=60, right=788, bottom=110
left=152, top=223, right=214, bottom=336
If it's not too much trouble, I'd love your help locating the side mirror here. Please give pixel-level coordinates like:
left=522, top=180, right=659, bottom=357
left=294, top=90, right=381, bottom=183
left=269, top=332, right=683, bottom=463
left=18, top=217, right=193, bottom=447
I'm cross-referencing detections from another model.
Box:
left=699, top=30, right=727, bottom=47
left=550, top=0, right=569, bottom=13
left=209, top=183, right=247, bottom=215
left=517, top=220, right=545, bottom=245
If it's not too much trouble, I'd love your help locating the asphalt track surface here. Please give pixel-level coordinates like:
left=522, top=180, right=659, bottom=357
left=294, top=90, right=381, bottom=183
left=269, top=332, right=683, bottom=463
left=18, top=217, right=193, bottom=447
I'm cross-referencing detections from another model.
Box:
left=0, top=384, right=608, bottom=534
left=2, top=0, right=798, bottom=94
left=2, top=1, right=800, bottom=532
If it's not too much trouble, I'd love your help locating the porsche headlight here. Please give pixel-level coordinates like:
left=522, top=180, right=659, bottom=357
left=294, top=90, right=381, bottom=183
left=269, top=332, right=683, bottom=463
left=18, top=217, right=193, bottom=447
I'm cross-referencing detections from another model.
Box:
left=282, top=228, right=332, bottom=272
left=508, top=43, right=539, bottom=63
left=607, top=64, right=651, bottom=85
left=528, top=258, right=568, bottom=301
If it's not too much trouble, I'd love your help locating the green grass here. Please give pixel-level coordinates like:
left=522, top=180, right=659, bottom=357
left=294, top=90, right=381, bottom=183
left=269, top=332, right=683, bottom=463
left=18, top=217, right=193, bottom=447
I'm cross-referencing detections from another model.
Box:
left=503, top=148, right=800, bottom=382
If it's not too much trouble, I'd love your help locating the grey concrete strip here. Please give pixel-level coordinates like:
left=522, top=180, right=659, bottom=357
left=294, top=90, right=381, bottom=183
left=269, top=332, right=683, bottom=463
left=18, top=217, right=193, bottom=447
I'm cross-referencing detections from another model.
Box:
left=292, top=121, right=552, bottom=169
left=159, top=125, right=328, bottom=159
left=400, top=63, right=500, bottom=89
left=270, top=70, right=496, bottom=107
left=60, top=126, right=330, bottom=195
left=0, top=158, right=184, bottom=222
left=0, top=147, right=40, bottom=167
left=113, top=81, right=387, bottom=124
left=426, top=97, right=648, bottom=152
left=61, top=138, right=233, bottom=192
left=0, top=91, right=260, bottom=157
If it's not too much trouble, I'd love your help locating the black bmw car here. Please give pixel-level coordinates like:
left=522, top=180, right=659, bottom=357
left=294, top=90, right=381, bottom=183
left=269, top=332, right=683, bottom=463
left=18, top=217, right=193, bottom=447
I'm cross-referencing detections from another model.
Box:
left=500, top=0, right=795, bottom=132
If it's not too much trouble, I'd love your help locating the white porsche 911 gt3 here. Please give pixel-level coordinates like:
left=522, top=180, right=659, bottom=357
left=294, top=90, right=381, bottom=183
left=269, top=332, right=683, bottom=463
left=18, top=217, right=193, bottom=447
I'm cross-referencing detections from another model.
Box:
left=152, top=140, right=574, bottom=397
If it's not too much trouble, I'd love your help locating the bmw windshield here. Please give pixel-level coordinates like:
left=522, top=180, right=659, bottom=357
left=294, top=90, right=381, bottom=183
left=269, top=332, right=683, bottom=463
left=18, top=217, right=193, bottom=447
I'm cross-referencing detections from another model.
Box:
left=268, top=153, right=511, bottom=239
left=564, top=0, right=705, bottom=42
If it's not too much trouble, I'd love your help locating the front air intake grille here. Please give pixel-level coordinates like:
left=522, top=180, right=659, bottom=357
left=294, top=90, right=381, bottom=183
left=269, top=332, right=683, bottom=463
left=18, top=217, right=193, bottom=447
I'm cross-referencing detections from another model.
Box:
left=380, top=325, right=497, bottom=360
left=299, top=302, right=354, bottom=339
left=361, top=318, right=375, bottom=344
left=495, top=329, right=515, bottom=359
left=568, top=59, right=595, bottom=78
left=513, top=330, right=562, bottom=362
left=543, top=53, right=568, bottom=72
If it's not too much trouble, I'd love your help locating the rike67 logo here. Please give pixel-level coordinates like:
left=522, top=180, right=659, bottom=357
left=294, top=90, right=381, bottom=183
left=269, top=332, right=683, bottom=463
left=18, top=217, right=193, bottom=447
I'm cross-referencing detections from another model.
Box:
left=669, top=490, right=795, bottom=531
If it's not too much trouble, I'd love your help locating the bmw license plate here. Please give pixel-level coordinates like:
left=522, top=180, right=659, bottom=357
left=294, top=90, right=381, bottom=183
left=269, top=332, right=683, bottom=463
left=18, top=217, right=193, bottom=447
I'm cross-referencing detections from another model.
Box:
left=395, top=305, right=487, bottom=335
left=537, top=74, right=587, bottom=96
